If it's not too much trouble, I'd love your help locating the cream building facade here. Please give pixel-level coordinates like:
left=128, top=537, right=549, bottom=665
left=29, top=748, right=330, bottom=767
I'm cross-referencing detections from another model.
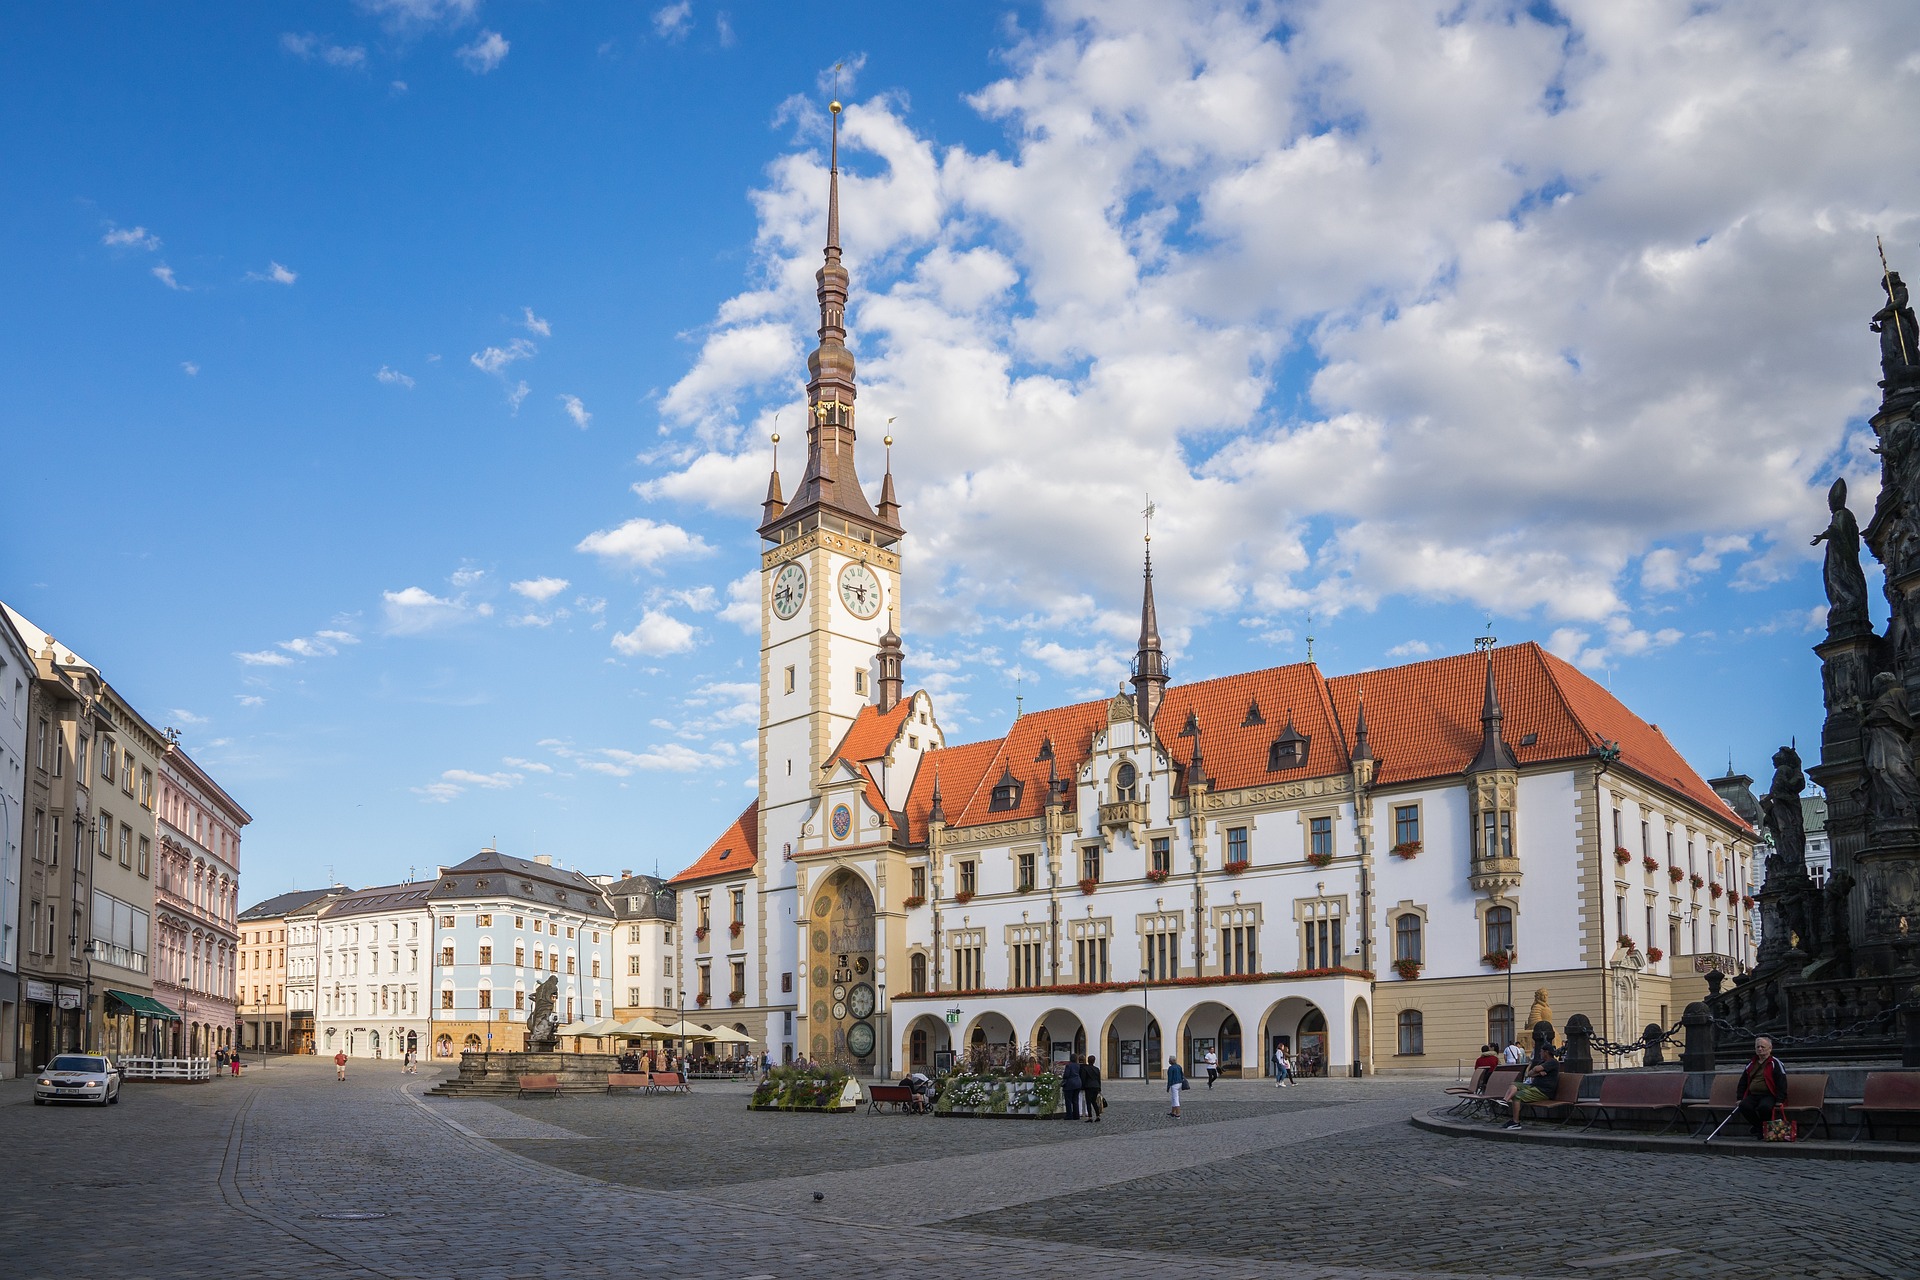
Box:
left=152, top=740, right=248, bottom=1057
left=665, top=137, right=1755, bottom=1078
left=238, top=888, right=335, bottom=1052
left=316, top=882, right=432, bottom=1060
left=607, top=871, right=678, bottom=1027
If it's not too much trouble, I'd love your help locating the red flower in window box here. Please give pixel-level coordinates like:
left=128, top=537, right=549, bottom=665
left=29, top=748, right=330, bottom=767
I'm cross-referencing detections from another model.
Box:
left=1642, top=856, right=1659, bottom=873
left=694, top=926, right=709, bottom=941
left=1614, top=847, right=1632, bottom=866
left=1709, top=882, right=1724, bottom=899
left=1646, top=946, right=1665, bottom=962
left=952, top=891, right=973, bottom=905
left=902, top=894, right=926, bottom=909
left=1483, top=950, right=1513, bottom=970
left=1742, top=894, right=1756, bottom=909
left=1078, top=877, right=1098, bottom=895
left=729, top=990, right=744, bottom=1004
left=1392, top=958, right=1423, bottom=980
left=1390, top=840, right=1421, bottom=859
left=1223, top=859, right=1252, bottom=875
left=729, top=920, right=744, bottom=938
left=1305, top=852, right=1333, bottom=869
left=1689, top=873, right=1704, bottom=891
left=695, top=992, right=710, bottom=1007
left=1668, top=866, right=1685, bottom=884
left=1145, top=869, right=1169, bottom=883
left=1616, top=934, right=1637, bottom=954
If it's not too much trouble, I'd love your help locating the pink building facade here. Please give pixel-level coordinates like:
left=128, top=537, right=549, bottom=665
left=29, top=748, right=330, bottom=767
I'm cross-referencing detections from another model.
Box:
left=151, top=744, right=248, bottom=1056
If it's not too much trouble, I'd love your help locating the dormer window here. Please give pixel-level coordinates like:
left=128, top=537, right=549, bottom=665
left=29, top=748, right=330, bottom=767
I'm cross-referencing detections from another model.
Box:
left=988, top=765, right=1024, bottom=813
left=1268, top=715, right=1310, bottom=771
left=1243, top=699, right=1266, bottom=727
left=1034, top=737, right=1054, bottom=762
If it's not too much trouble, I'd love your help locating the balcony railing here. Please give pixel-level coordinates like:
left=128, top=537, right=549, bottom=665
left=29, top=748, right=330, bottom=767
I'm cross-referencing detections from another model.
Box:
left=90, top=943, right=149, bottom=973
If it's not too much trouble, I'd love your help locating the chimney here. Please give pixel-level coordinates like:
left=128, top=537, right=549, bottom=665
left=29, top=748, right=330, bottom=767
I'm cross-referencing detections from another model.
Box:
left=534, top=854, right=554, bottom=867
left=621, top=869, right=632, bottom=880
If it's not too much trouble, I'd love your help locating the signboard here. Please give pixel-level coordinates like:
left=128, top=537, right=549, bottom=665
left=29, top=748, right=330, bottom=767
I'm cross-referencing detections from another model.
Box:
left=25, top=980, right=54, bottom=1004
left=57, top=986, right=83, bottom=1010
left=1693, top=954, right=1741, bottom=974
left=945, top=1008, right=960, bottom=1025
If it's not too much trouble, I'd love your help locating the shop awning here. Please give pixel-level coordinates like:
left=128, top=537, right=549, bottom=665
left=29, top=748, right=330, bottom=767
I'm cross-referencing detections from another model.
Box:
left=106, top=989, right=181, bottom=1022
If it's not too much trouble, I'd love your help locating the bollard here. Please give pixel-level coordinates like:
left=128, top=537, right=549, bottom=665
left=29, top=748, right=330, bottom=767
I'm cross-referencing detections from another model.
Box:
left=1562, top=1013, right=1594, bottom=1073
left=1642, top=1022, right=1666, bottom=1067
left=1681, top=1001, right=1716, bottom=1073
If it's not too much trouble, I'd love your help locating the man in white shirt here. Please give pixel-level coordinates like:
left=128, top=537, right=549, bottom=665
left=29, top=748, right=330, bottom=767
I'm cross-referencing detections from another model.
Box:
left=1501, top=1042, right=1526, bottom=1066
left=1203, top=1046, right=1219, bottom=1089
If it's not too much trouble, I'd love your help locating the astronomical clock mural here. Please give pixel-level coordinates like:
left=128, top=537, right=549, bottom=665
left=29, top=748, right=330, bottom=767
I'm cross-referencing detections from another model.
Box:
left=810, top=871, right=877, bottom=1068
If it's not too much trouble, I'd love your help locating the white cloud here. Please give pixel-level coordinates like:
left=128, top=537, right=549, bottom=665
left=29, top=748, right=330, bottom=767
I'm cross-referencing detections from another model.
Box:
left=236, top=695, right=266, bottom=708
left=520, top=307, right=551, bottom=336
left=151, top=264, right=182, bottom=290
left=168, top=708, right=210, bottom=726
left=281, top=32, right=367, bottom=68
left=450, top=566, right=485, bottom=588
left=559, top=393, right=591, bottom=429
left=502, top=757, right=555, bottom=774
left=441, top=768, right=522, bottom=789
left=508, top=380, right=531, bottom=413
left=652, top=2, right=692, bottom=40
left=575, top=517, right=713, bottom=571
left=716, top=11, right=734, bottom=47
left=234, top=649, right=294, bottom=667
left=383, top=586, right=474, bottom=634
left=456, top=29, right=509, bottom=74
left=594, top=742, right=723, bottom=773
left=102, top=224, right=160, bottom=251
left=717, top=573, right=758, bottom=630
left=470, top=338, right=536, bottom=374
left=1386, top=640, right=1433, bottom=658
left=412, top=782, right=463, bottom=803
left=376, top=365, right=415, bottom=388
left=611, top=609, right=699, bottom=656
left=512, top=576, right=570, bottom=602
left=245, top=262, right=298, bottom=285
left=315, top=629, right=361, bottom=645
left=181, top=361, right=199, bottom=376
left=356, top=0, right=478, bottom=31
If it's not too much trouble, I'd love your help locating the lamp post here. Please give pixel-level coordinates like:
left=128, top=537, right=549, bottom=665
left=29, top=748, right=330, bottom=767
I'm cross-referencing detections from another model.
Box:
left=80, top=939, right=97, bottom=1053
left=877, top=975, right=888, bottom=1078
left=678, top=987, right=686, bottom=1071
left=254, top=990, right=265, bottom=1063
left=1505, top=944, right=1516, bottom=1046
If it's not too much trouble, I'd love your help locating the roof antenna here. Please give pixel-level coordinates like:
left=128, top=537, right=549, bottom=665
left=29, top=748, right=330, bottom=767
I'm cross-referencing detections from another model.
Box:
left=1015, top=672, right=1024, bottom=720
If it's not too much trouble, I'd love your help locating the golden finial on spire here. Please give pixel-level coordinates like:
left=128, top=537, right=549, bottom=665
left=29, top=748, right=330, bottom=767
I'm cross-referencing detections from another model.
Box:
left=1142, top=493, right=1156, bottom=543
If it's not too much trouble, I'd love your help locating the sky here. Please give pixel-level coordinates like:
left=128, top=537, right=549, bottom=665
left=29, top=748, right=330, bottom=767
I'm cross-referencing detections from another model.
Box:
left=5, top=1, right=1918, bottom=902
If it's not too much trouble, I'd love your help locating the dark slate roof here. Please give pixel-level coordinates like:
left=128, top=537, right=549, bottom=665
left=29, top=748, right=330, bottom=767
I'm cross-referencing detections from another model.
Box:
left=427, top=848, right=615, bottom=918
left=606, top=873, right=676, bottom=920
left=240, top=887, right=344, bottom=921
left=316, top=882, right=433, bottom=920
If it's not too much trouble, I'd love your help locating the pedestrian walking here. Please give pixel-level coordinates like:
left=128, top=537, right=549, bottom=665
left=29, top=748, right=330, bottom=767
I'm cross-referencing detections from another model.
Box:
left=334, top=1049, right=348, bottom=1081
left=1080, top=1054, right=1104, bottom=1122
left=1167, top=1057, right=1187, bottom=1117
left=1203, top=1046, right=1219, bottom=1089
left=403, top=1047, right=417, bottom=1075
left=1273, top=1042, right=1292, bottom=1087
left=1061, top=1054, right=1083, bottom=1121
left=231, top=1049, right=242, bottom=1076
left=215, top=1046, right=227, bottom=1072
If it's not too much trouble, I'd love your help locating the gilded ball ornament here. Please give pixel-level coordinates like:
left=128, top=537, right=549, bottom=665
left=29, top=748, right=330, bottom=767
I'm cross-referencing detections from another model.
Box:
left=830, top=100, right=842, bottom=115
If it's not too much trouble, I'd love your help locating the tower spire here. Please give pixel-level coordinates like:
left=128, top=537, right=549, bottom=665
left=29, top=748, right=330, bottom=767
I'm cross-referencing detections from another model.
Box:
left=761, top=428, right=785, bottom=525
left=1131, top=495, right=1168, bottom=724
left=1469, top=639, right=1517, bottom=773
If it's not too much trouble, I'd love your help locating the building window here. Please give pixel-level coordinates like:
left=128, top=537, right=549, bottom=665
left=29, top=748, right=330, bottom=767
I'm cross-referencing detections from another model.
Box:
left=911, top=866, right=926, bottom=898
left=1394, top=914, right=1422, bottom=964
left=1394, top=805, right=1420, bottom=847
left=31, top=809, right=43, bottom=862
left=101, top=737, right=115, bottom=780
left=730, top=889, right=745, bottom=926
left=441, top=990, right=454, bottom=1010
left=1397, top=1009, right=1424, bottom=1056
left=697, top=896, right=711, bottom=931
left=628, top=954, right=642, bottom=976
left=1226, top=826, right=1248, bottom=865
left=1303, top=914, right=1342, bottom=970
left=953, top=941, right=983, bottom=990
left=1220, top=923, right=1258, bottom=976
left=1075, top=933, right=1110, bottom=983
left=1611, top=807, right=1622, bottom=849
left=1151, top=837, right=1171, bottom=875
left=1489, top=1004, right=1515, bottom=1049
left=698, top=964, right=711, bottom=1000
left=909, top=953, right=927, bottom=993
left=52, top=729, right=64, bottom=777
left=566, top=955, right=576, bottom=975
left=1143, top=917, right=1180, bottom=980
left=958, top=861, right=976, bottom=896
left=478, top=988, right=492, bottom=1010
left=1485, top=905, right=1514, bottom=957
left=119, top=825, right=131, bottom=867
left=663, top=955, right=672, bottom=977
left=731, top=960, right=746, bottom=999
left=784, top=665, right=796, bottom=694
left=1011, top=937, right=1043, bottom=987
left=1115, top=761, right=1137, bottom=802
left=477, top=913, right=492, bottom=927
left=592, top=958, right=602, bottom=978
left=911, top=1027, right=928, bottom=1065
left=140, top=766, right=153, bottom=808
left=478, top=946, right=492, bottom=965
left=36, top=718, right=47, bottom=770
left=1016, top=851, right=1036, bottom=892
left=1080, top=844, right=1101, bottom=884
left=853, top=669, right=867, bottom=696
left=440, top=946, right=455, bottom=967
left=1309, top=817, right=1333, bottom=859
left=1640, top=820, right=1650, bottom=859
left=441, top=915, right=454, bottom=928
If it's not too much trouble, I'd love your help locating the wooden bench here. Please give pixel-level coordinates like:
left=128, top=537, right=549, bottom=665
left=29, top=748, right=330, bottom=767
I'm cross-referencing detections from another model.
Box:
left=1448, top=1066, right=1521, bottom=1120
left=1686, top=1072, right=1742, bottom=1137
left=606, top=1072, right=650, bottom=1094
left=1576, top=1072, right=1687, bottom=1134
left=647, top=1070, right=691, bottom=1095
left=517, top=1072, right=561, bottom=1099
left=1443, top=1066, right=1496, bottom=1114
left=1850, top=1070, right=1920, bottom=1141
left=1518, top=1071, right=1584, bottom=1124
left=868, top=1083, right=917, bottom=1114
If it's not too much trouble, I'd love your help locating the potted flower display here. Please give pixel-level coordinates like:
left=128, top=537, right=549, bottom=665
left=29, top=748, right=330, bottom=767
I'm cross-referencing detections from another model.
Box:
left=1689, top=873, right=1704, bottom=891
left=695, top=991, right=710, bottom=1007
left=1306, top=851, right=1334, bottom=869
left=1642, top=855, right=1659, bottom=873
left=902, top=894, right=926, bottom=909
left=1616, top=934, right=1638, bottom=956
left=729, top=920, right=744, bottom=938
left=1668, top=866, right=1685, bottom=885
left=694, top=925, right=709, bottom=941
left=1145, top=868, right=1170, bottom=883
left=1614, top=847, right=1632, bottom=866
left=1078, top=877, right=1098, bottom=895
left=1224, top=859, right=1252, bottom=875
left=953, top=890, right=973, bottom=905
left=1390, top=840, right=1422, bottom=860
left=1392, top=957, right=1423, bottom=980
left=1483, top=950, right=1513, bottom=970
left=1646, top=946, right=1665, bottom=962
left=1709, top=881, right=1724, bottom=899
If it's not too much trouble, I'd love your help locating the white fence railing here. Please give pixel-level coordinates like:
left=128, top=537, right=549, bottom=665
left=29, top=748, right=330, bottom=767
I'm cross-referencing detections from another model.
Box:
left=120, top=1056, right=213, bottom=1081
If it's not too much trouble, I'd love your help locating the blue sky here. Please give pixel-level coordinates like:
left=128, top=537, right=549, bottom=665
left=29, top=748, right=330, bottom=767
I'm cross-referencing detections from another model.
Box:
left=4, top=1, right=1914, bottom=901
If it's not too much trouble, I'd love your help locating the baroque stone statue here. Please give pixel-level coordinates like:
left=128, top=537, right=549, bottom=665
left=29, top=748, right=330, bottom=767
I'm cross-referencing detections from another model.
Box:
left=1872, top=270, right=1920, bottom=390
left=526, top=974, right=561, bottom=1051
left=1527, top=988, right=1553, bottom=1036
left=1860, top=673, right=1920, bottom=831
left=1813, top=477, right=1871, bottom=636
left=1759, top=744, right=1808, bottom=874
left=1824, top=868, right=1857, bottom=964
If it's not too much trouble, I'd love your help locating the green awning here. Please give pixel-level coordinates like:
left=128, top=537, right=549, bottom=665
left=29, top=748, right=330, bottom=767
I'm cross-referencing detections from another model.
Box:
left=106, top=989, right=181, bottom=1022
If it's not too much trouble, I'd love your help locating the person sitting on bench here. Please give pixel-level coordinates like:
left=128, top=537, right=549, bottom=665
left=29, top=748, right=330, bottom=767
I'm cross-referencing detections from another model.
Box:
left=1735, top=1036, right=1787, bottom=1139
left=1502, top=1043, right=1560, bottom=1130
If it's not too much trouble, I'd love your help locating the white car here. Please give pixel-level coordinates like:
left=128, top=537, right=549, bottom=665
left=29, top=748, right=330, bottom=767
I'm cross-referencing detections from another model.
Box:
left=34, top=1054, right=122, bottom=1106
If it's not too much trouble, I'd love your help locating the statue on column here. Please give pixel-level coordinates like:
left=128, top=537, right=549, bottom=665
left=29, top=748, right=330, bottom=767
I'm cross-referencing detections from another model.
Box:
left=1872, top=270, right=1920, bottom=392
left=1813, top=478, right=1871, bottom=637
left=1760, top=745, right=1808, bottom=875
left=1860, top=673, right=1920, bottom=833
left=1823, top=868, right=1856, bottom=968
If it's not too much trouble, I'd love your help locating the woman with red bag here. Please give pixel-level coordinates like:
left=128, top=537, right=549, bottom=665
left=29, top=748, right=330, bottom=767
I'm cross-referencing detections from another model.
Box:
left=1735, top=1036, right=1788, bottom=1139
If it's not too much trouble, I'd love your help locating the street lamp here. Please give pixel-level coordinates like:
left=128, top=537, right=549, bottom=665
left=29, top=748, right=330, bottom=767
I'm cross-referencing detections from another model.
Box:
left=678, top=987, right=686, bottom=1071
left=78, top=937, right=97, bottom=1053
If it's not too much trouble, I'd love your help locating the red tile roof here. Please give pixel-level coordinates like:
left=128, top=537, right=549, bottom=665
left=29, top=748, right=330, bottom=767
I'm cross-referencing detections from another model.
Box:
left=949, top=698, right=1111, bottom=829
left=831, top=699, right=916, bottom=764
left=901, top=737, right=1004, bottom=844
left=669, top=802, right=758, bottom=885
left=1155, top=664, right=1350, bottom=793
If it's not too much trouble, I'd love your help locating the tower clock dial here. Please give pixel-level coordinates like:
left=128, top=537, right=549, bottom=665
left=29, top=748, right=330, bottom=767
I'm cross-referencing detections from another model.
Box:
left=838, top=562, right=882, bottom=619
left=772, top=561, right=808, bottom=620
left=847, top=982, right=876, bottom=1020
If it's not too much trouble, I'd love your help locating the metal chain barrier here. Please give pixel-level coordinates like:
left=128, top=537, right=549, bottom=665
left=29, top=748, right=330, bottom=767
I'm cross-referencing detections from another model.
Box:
left=1582, top=1017, right=1687, bottom=1061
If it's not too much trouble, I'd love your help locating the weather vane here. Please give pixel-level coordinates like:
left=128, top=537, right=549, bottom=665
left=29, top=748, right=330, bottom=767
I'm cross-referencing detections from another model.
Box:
left=1305, top=610, right=1315, bottom=662
left=1142, top=494, right=1156, bottom=543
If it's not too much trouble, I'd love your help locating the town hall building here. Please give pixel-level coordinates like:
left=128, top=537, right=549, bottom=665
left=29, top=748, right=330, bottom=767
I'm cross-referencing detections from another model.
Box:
left=666, top=103, right=1758, bottom=1079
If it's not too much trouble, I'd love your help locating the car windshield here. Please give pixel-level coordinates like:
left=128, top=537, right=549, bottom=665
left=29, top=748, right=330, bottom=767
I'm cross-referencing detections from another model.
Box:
left=48, top=1056, right=106, bottom=1073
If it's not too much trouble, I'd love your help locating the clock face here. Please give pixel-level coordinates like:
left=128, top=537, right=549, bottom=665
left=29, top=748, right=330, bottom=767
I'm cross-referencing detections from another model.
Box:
left=832, top=1001, right=847, bottom=1020
left=846, top=1021, right=876, bottom=1058
left=772, top=562, right=808, bottom=620
left=832, top=983, right=847, bottom=1002
left=838, top=562, right=882, bottom=619
left=847, top=982, right=876, bottom=1020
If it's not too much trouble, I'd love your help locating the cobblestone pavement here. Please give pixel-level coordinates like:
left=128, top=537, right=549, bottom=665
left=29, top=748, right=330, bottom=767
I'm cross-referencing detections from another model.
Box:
left=1, top=1057, right=1912, bottom=1280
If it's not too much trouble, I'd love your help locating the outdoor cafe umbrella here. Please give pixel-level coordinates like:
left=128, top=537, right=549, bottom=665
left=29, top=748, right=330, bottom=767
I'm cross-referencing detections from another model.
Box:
left=654, top=1019, right=718, bottom=1040
left=704, top=1025, right=753, bottom=1045
left=610, top=1014, right=675, bottom=1039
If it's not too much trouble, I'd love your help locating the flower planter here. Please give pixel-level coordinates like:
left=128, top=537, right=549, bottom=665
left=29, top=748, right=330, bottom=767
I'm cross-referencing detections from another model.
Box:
left=1145, top=869, right=1169, bottom=883
left=1390, top=840, right=1421, bottom=860
left=1483, top=951, right=1512, bottom=970
left=1646, top=947, right=1665, bottom=962
left=1078, top=877, right=1098, bottom=895
left=1223, top=859, right=1252, bottom=875
left=729, top=921, right=744, bottom=938
left=902, top=894, right=926, bottom=909
left=729, top=992, right=745, bottom=1004
left=695, top=993, right=710, bottom=1007
left=1709, top=882, right=1724, bottom=899
left=694, top=926, right=709, bottom=941
left=1668, top=866, right=1685, bottom=884
left=933, top=1072, right=1062, bottom=1119
left=952, top=891, right=973, bottom=905
left=1613, top=847, right=1632, bottom=866
left=1616, top=935, right=1636, bottom=954
left=1642, top=856, right=1659, bottom=873
left=1392, top=958, right=1423, bottom=980
left=1305, top=852, right=1333, bottom=869
left=1689, top=874, right=1704, bottom=891
left=750, top=1069, right=860, bottom=1113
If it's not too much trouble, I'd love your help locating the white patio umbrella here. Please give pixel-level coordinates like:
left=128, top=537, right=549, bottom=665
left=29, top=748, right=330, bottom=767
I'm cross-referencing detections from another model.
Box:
left=610, top=1014, right=675, bottom=1039
left=704, top=1025, right=753, bottom=1045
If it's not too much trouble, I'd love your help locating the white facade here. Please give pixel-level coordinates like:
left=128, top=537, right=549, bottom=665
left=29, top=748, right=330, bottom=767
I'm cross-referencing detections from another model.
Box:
left=0, top=610, right=32, bottom=1077
left=316, top=883, right=432, bottom=1060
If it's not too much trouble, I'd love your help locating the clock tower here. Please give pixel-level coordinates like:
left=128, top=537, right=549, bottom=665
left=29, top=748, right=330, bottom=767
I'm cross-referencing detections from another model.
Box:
left=756, top=97, right=905, bottom=839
